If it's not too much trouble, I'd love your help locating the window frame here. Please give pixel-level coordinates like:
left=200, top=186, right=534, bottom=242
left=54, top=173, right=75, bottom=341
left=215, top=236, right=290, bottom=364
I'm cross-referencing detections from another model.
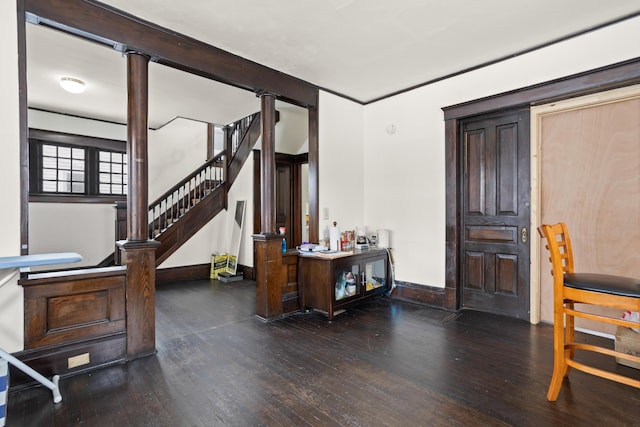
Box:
left=29, top=128, right=127, bottom=203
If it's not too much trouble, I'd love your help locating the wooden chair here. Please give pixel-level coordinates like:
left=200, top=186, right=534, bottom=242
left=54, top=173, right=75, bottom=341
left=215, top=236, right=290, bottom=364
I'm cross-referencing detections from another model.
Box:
left=538, top=222, right=640, bottom=401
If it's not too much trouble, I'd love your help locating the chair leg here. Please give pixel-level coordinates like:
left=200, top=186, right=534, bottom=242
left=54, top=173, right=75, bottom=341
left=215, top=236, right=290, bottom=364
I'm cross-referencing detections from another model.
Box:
left=564, top=301, right=574, bottom=377
left=547, top=302, right=567, bottom=401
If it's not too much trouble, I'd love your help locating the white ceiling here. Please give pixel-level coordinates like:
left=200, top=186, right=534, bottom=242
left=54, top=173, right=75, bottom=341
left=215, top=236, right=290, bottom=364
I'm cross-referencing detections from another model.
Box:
left=26, top=0, right=640, bottom=127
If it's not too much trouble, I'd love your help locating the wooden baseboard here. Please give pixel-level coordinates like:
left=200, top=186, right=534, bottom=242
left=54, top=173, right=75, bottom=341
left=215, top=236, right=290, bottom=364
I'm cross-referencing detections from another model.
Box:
left=156, top=263, right=255, bottom=283
left=390, top=281, right=448, bottom=309
left=237, top=264, right=255, bottom=281
left=156, top=263, right=211, bottom=283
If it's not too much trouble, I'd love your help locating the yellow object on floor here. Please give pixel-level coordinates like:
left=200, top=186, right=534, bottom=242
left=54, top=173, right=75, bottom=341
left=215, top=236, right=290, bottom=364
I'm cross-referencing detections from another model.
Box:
left=210, top=253, right=228, bottom=279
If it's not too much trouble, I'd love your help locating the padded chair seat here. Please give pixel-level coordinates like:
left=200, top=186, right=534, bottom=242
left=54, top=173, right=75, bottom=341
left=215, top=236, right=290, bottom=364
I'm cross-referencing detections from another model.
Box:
left=564, top=273, right=640, bottom=298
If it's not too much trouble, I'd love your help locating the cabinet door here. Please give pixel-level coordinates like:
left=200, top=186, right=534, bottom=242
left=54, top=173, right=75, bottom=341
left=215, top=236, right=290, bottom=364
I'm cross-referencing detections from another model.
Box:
left=334, top=260, right=360, bottom=302
left=364, top=257, right=387, bottom=293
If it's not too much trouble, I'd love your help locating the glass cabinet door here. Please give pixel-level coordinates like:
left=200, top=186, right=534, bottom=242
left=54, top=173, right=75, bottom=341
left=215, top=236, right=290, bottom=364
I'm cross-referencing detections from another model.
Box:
left=334, top=262, right=360, bottom=301
left=365, top=258, right=386, bottom=292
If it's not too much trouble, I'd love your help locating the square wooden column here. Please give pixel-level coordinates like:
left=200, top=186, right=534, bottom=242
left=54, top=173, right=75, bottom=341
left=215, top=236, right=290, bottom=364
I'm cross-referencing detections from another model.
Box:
left=119, top=240, right=159, bottom=358
left=253, top=235, right=283, bottom=319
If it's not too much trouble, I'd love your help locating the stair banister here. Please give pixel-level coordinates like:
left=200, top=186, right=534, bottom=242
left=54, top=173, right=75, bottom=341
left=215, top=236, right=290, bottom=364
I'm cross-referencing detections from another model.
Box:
left=148, top=151, right=225, bottom=210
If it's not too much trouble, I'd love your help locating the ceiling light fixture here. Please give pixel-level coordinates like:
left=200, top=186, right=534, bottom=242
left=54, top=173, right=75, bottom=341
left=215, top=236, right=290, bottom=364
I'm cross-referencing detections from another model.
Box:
left=59, top=77, right=86, bottom=94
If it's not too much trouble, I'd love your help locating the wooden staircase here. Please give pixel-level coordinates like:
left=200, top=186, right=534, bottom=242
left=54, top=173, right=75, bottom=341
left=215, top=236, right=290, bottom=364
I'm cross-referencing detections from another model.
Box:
left=148, top=155, right=227, bottom=265
left=108, top=111, right=262, bottom=267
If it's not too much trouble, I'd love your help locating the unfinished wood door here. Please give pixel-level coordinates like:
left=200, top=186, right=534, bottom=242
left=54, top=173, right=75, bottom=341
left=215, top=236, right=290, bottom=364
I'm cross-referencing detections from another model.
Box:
left=461, top=110, right=530, bottom=319
left=538, top=94, right=640, bottom=333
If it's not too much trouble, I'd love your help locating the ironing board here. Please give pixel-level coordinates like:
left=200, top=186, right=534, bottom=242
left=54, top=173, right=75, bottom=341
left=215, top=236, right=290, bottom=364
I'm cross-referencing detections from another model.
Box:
left=0, top=252, right=82, bottom=404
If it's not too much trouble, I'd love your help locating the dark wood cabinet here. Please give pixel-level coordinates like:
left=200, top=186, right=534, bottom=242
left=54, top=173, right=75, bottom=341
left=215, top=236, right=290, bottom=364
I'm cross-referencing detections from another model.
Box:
left=298, top=248, right=390, bottom=320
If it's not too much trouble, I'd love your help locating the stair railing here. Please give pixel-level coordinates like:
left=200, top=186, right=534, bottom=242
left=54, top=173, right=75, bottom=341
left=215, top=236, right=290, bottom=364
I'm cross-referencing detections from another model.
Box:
left=148, top=153, right=225, bottom=239
left=112, top=111, right=262, bottom=265
left=146, top=111, right=260, bottom=241
left=228, top=112, right=259, bottom=159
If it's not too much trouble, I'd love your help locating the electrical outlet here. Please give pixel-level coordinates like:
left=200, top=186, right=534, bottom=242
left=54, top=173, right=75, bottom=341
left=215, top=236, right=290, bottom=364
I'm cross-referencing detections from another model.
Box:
left=68, top=353, right=90, bottom=369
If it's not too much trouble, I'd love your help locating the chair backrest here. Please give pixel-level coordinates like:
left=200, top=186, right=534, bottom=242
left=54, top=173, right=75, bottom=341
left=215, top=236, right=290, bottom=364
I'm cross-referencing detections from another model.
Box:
left=538, top=223, right=575, bottom=279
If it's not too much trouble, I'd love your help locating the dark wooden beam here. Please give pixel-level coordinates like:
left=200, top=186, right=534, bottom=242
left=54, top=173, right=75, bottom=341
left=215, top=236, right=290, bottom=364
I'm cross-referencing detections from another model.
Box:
left=23, top=0, right=318, bottom=108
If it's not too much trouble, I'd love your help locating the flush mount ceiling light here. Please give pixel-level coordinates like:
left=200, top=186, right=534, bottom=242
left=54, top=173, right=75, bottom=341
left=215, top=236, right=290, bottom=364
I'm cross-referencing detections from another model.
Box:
left=59, top=77, right=86, bottom=94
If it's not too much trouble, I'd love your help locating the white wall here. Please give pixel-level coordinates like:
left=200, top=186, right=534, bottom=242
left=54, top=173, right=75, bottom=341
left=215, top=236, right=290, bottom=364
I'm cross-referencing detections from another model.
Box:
left=0, top=0, right=24, bottom=352
left=363, top=90, right=445, bottom=285
left=160, top=153, right=255, bottom=269
left=29, top=109, right=126, bottom=140
left=318, top=92, right=365, bottom=243
left=274, top=102, right=308, bottom=155
left=148, top=118, right=207, bottom=201
left=357, top=16, right=640, bottom=288
left=28, top=110, right=126, bottom=268
left=29, top=203, right=115, bottom=268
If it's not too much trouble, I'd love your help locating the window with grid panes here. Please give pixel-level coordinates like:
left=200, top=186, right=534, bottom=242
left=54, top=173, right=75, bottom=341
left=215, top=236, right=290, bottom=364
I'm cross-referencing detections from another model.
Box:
left=41, top=144, right=86, bottom=194
left=29, top=129, right=127, bottom=203
left=99, top=151, right=128, bottom=195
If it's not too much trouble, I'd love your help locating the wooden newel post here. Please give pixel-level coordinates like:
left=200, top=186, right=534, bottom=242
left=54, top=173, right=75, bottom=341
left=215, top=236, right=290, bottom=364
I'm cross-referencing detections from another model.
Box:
left=253, top=92, right=283, bottom=320
left=118, top=51, right=159, bottom=359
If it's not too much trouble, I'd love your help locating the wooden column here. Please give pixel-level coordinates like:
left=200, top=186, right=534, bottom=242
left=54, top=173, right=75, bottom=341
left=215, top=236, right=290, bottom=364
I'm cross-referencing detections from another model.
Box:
left=253, top=92, right=282, bottom=320
left=260, top=92, right=277, bottom=234
left=126, top=52, right=150, bottom=242
left=118, top=51, right=159, bottom=359
left=308, top=106, right=319, bottom=243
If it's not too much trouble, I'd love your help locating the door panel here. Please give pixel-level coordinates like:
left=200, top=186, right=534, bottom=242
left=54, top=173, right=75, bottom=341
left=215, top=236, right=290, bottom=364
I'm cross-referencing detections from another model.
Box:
left=496, top=254, right=517, bottom=295
left=461, top=110, right=530, bottom=319
left=497, top=123, right=518, bottom=215
left=466, top=129, right=485, bottom=215
left=465, top=252, right=485, bottom=290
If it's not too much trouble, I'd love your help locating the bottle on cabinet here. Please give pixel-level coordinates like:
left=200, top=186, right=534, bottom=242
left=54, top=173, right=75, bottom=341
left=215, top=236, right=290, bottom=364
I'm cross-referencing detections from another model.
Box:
left=279, top=226, right=287, bottom=253
left=330, top=221, right=340, bottom=251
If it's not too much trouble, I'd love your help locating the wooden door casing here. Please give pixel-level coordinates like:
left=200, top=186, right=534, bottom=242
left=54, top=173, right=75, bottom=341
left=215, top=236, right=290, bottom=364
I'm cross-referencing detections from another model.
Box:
left=253, top=151, right=308, bottom=247
left=461, top=110, right=530, bottom=319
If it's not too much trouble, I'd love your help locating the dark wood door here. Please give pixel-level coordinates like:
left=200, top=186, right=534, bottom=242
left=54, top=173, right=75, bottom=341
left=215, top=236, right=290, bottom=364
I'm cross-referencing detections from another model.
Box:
left=275, top=162, right=292, bottom=248
left=253, top=151, right=307, bottom=247
left=460, top=110, right=530, bottom=319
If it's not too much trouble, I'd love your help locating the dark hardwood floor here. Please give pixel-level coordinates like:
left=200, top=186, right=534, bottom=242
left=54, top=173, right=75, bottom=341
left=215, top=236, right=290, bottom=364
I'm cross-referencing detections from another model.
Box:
left=6, top=279, right=640, bottom=426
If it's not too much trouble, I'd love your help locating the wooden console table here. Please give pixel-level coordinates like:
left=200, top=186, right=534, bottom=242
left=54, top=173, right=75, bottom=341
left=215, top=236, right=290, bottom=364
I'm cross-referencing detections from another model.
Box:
left=298, top=248, right=390, bottom=320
